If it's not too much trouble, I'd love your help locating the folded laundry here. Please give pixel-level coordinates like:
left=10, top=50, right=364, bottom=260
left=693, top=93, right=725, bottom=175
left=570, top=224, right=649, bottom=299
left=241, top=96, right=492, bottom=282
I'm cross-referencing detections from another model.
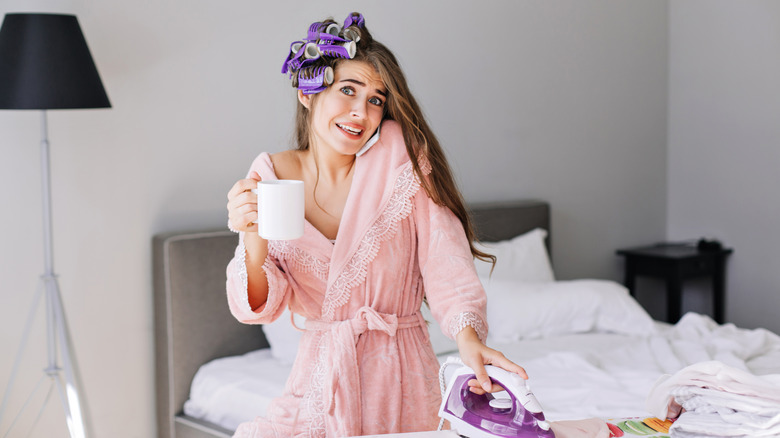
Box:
left=646, top=361, right=780, bottom=437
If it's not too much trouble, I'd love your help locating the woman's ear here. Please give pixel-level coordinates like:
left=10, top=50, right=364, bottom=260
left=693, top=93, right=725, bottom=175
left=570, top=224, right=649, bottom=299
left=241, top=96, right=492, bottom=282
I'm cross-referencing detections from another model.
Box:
left=297, top=90, right=311, bottom=109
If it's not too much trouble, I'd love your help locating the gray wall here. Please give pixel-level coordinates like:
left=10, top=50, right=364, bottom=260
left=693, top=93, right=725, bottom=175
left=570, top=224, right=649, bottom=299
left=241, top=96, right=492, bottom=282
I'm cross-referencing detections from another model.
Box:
left=667, top=1, right=780, bottom=334
left=0, top=1, right=668, bottom=436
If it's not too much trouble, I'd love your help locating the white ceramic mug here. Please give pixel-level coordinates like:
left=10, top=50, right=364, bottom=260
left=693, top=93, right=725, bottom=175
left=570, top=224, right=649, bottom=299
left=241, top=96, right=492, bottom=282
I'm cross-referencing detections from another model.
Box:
left=252, top=180, right=305, bottom=240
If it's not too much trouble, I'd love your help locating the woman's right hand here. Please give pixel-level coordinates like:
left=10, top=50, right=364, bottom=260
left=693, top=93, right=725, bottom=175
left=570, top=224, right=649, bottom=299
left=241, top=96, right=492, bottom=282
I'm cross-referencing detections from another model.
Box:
left=227, top=171, right=262, bottom=233
left=227, top=170, right=270, bottom=309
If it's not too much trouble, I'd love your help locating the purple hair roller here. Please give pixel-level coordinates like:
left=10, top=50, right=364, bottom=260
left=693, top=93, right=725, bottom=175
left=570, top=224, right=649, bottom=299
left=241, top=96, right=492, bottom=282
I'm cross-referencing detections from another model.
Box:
left=298, top=66, right=334, bottom=95
left=342, top=28, right=360, bottom=43
left=282, top=42, right=321, bottom=74
left=302, top=42, right=320, bottom=59
left=307, top=22, right=341, bottom=43
left=317, top=41, right=356, bottom=59
left=282, top=41, right=306, bottom=74
left=290, top=41, right=304, bottom=54
left=282, top=14, right=366, bottom=91
left=316, top=33, right=348, bottom=44
left=343, top=13, right=364, bottom=29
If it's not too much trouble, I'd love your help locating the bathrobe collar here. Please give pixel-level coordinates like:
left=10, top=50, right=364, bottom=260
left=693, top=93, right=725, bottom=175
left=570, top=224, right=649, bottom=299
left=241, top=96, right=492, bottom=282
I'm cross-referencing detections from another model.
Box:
left=322, top=119, right=430, bottom=320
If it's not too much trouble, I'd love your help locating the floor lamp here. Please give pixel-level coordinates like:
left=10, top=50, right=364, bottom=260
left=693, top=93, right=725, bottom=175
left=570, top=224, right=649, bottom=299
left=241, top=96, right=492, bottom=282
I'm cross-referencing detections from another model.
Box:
left=0, top=13, right=110, bottom=438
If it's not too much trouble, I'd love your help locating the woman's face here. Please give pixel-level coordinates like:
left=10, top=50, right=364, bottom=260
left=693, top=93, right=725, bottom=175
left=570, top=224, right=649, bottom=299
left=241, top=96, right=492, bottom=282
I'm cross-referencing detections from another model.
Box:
left=300, top=60, right=387, bottom=157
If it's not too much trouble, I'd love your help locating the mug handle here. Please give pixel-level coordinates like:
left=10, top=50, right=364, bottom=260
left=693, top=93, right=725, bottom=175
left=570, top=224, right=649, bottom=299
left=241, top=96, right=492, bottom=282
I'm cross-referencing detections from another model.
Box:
left=251, top=188, right=260, bottom=235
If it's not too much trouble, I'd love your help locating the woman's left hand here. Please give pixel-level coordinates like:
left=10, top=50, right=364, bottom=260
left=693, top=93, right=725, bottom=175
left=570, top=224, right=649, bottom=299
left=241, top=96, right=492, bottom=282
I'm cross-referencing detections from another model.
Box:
left=456, top=326, right=528, bottom=395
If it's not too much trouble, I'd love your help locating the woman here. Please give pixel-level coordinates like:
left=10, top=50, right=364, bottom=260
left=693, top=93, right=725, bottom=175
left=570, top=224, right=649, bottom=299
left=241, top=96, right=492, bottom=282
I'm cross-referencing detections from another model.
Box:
left=225, top=13, right=526, bottom=437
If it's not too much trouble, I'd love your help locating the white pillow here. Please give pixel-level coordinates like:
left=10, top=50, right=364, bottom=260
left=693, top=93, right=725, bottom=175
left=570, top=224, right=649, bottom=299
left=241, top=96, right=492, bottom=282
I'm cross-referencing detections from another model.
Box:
left=473, top=228, right=555, bottom=283
left=261, top=308, right=305, bottom=364
left=484, top=278, right=656, bottom=342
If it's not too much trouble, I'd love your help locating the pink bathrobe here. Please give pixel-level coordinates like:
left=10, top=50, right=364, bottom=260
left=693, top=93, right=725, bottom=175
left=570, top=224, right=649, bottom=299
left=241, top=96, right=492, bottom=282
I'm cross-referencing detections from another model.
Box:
left=226, top=120, right=488, bottom=438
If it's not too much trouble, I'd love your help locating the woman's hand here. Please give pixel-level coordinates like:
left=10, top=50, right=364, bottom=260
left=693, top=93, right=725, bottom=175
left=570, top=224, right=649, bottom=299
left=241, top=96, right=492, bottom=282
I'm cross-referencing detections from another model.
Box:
left=227, top=171, right=262, bottom=233
left=227, top=171, right=270, bottom=309
left=456, top=326, right=528, bottom=395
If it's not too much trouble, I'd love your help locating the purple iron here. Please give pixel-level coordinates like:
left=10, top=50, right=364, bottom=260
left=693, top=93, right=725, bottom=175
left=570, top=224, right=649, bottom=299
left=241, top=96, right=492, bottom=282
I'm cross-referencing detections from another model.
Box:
left=438, top=360, right=555, bottom=438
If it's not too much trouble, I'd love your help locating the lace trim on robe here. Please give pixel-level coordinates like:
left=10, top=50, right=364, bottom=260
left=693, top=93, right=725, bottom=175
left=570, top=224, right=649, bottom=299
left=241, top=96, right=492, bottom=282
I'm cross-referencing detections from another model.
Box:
left=448, top=311, right=488, bottom=343
left=236, top=236, right=250, bottom=309
left=268, top=240, right=329, bottom=282
left=321, top=159, right=431, bottom=321
left=235, top=234, right=304, bottom=317
left=302, top=335, right=328, bottom=437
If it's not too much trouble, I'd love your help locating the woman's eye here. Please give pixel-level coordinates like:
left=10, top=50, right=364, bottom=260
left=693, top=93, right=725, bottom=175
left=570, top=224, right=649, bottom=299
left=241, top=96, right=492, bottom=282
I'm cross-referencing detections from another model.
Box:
left=340, top=87, right=355, bottom=96
left=369, top=97, right=384, bottom=106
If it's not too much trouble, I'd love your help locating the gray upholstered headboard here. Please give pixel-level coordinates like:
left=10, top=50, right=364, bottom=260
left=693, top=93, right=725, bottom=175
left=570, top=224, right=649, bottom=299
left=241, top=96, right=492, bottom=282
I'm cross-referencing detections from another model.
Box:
left=153, top=231, right=259, bottom=438
left=152, top=199, right=549, bottom=438
left=469, top=200, right=551, bottom=250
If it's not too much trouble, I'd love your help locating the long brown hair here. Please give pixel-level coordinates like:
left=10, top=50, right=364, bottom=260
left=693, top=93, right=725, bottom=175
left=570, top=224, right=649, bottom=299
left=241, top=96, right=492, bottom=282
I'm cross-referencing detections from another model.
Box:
left=291, top=15, right=494, bottom=264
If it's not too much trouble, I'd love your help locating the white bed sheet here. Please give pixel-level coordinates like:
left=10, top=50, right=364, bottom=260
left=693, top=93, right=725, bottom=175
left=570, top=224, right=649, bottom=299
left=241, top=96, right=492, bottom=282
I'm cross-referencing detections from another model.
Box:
left=183, top=349, right=292, bottom=431
left=489, top=315, right=780, bottom=422
left=488, top=330, right=666, bottom=421
left=183, top=314, right=780, bottom=432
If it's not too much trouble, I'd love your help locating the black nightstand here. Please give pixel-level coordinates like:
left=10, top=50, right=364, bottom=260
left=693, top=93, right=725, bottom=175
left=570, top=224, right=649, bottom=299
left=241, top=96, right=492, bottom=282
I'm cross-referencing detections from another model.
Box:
left=616, top=244, right=733, bottom=324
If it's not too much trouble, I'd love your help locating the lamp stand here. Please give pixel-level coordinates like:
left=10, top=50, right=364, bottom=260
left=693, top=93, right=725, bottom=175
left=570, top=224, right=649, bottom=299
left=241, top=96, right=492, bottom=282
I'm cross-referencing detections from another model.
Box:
left=0, top=111, right=88, bottom=438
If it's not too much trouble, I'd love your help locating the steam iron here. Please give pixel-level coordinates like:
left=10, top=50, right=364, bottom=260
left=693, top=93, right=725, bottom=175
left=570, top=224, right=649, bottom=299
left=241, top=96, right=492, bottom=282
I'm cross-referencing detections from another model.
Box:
left=438, top=360, right=555, bottom=438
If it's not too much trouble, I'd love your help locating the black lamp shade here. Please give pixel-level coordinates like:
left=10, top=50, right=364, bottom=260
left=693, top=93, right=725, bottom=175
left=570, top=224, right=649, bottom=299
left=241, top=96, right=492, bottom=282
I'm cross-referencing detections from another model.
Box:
left=0, top=13, right=110, bottom=109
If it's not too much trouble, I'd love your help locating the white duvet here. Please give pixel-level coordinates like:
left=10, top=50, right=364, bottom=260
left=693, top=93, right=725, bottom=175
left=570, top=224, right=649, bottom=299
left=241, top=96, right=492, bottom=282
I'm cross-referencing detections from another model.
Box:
left=183, top=279, right=780, bottom=432
left=504, top=313, right=780, bottom=422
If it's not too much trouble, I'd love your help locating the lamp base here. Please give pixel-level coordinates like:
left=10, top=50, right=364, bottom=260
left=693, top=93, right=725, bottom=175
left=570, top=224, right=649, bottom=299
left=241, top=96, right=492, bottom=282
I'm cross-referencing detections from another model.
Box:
left=0, top=274, right=89, bottom=438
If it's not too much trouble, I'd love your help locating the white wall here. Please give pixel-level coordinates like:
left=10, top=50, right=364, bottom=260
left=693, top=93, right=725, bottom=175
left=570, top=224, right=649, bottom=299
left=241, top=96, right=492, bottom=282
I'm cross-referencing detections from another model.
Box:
left=0, top=1, right=667, bottom=436
left=668, top=1, right=780, bottom=334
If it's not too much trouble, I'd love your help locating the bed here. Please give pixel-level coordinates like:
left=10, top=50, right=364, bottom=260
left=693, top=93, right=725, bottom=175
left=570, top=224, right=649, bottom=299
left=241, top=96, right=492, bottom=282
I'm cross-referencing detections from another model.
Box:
left=153, top=199, right=780, bottom=438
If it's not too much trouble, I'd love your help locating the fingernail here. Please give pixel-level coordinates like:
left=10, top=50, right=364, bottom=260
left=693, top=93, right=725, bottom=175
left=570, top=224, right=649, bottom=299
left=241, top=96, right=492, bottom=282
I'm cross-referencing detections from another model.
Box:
left=482, top=382, right=491, bottom=392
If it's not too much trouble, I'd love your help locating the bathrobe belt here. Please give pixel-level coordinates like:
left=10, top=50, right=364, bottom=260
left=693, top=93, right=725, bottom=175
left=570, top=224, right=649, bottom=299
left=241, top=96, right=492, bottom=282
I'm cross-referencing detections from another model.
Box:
left=305, top=306, right=426, bottom=436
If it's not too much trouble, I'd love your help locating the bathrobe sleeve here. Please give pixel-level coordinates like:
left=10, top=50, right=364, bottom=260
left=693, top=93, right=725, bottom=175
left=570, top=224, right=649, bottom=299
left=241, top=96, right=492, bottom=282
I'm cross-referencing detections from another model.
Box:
left=225, top=153, right=292, bottom=325
left=226, top=236, right=292, bottom=324
left=413, top=189, right=488, bottom=342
